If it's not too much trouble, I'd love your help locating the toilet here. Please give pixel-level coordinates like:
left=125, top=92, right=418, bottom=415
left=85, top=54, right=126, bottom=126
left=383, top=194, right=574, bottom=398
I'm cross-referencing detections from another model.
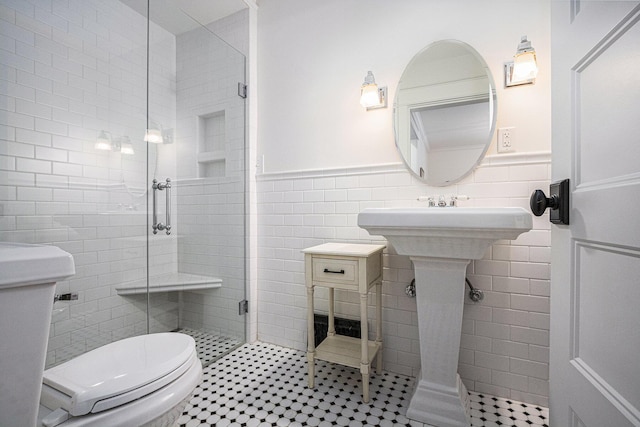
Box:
left=0, top=243, right=202, bottom=427
left=38, top=332, right=202, bottom=427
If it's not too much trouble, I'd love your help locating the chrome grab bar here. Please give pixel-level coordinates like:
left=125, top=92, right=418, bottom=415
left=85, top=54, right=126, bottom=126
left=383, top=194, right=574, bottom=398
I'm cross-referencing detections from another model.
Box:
left=152, top=178, right=171, bottom=235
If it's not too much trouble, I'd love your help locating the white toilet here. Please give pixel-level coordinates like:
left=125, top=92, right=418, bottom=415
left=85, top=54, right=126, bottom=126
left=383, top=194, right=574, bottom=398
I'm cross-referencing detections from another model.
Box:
left=0, top=243, right=202, bottom=427
left=38, top=332, right=202, bottom=427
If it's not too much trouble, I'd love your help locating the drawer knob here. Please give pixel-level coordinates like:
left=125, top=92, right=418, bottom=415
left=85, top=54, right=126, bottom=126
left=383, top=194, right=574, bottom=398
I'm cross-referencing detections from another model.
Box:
left=323, top=268, right=345, bottom=274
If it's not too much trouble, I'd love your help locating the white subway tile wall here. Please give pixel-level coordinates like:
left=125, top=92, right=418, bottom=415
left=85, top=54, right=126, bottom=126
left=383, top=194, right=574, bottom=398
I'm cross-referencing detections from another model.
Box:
left=256, top=157, right=551, bottom=407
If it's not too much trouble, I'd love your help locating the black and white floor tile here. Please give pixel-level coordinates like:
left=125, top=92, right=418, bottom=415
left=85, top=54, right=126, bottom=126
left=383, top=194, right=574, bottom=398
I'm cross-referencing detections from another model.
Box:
left=176, top=342, right=549, bottom=427
left=178, top=328, right=243, bottom=367
left=468, top=393, right=548, bottom=427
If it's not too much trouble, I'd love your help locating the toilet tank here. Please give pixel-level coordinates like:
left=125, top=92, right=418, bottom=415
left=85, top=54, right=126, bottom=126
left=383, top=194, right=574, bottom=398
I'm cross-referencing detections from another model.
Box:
left=0, top=243, right=75, bottom=427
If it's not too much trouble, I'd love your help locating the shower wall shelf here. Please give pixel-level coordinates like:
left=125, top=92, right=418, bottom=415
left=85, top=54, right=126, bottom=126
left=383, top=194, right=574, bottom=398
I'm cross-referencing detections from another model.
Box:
left=197, top=151, right=226, bottom=163
left=115, top=272, right=222, bottom=295
left=197, top=151, right=226, bottom=178
left=197, top=110, right=227, bottom=178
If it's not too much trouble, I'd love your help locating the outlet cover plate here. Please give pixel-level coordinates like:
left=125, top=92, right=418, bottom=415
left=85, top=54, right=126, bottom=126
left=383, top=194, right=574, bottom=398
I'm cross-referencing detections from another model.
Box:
left=498, top=127, right=515, bottom=153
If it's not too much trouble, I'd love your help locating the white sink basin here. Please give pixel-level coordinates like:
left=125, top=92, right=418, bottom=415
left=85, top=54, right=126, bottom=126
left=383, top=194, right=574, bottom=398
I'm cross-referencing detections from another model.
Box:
left=0, top=242, right=75, bottom=288
left=358, top=207, right=532, bottom=259
left=357, top=207, right=532, bottom=426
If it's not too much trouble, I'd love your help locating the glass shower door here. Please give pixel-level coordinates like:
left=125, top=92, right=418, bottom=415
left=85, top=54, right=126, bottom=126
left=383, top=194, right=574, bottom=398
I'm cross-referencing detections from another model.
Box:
left=146, top=2, right=247, bottom=364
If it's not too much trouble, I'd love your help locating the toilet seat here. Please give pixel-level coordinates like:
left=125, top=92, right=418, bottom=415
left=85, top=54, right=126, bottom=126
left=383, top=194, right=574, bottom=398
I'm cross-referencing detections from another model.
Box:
left=41, top=333, right=198, bottom=417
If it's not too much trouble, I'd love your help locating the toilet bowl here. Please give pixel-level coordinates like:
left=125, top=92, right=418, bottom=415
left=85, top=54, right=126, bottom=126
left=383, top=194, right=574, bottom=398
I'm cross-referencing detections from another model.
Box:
left=38, top=332, right=202, bottom=427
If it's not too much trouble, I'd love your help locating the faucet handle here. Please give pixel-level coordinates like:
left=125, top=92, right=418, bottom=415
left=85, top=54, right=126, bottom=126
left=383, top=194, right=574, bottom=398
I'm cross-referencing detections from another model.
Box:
left=449, top=195, right=470, bottom=207
left=417, top=195, right=437, bottom=207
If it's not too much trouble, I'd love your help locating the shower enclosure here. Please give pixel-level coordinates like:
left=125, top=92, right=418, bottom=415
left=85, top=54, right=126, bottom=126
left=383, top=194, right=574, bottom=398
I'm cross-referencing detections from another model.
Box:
left=0, top=0, right=248, bottom=367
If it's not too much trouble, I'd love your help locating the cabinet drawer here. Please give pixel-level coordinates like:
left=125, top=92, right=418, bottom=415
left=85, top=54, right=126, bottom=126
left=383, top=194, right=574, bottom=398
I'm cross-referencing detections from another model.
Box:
left=312, top=258, right=358, bottom=285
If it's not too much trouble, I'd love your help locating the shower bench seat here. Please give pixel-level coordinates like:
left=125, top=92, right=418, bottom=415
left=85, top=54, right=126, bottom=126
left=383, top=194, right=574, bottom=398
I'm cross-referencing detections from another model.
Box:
left=115, top=272, right=222, bottom=295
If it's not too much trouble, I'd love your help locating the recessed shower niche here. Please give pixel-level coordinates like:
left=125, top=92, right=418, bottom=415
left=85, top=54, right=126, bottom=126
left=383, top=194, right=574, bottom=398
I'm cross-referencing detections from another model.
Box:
left=198, top=111, right=227, bottom=178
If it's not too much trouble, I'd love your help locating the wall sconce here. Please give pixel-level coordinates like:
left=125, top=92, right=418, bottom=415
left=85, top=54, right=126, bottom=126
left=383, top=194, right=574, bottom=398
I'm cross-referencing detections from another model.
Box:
left=144, top=120, right=164, bottom=144
left=360, top=71, right=387, bottom=110
left=504, top=36, right=538, bottom=87
left=95, top=130, right=113, bottom=151
left=94, top=131, right=134, bottom=155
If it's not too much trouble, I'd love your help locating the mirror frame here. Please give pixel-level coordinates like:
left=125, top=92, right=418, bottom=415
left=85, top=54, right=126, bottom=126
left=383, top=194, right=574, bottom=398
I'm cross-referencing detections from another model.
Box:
left=393, top=40, right=497, bottom=186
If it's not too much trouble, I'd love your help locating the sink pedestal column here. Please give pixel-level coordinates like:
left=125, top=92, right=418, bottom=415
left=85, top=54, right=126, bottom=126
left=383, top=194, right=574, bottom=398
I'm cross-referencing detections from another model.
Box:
left=406, top=257, right=471, bottom=427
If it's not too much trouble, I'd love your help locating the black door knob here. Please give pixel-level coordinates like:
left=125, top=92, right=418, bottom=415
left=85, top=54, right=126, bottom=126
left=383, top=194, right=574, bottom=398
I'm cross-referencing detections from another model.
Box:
left=530, top=189, right=559, bottom=216
left=529, top=179, right=570, bottom=225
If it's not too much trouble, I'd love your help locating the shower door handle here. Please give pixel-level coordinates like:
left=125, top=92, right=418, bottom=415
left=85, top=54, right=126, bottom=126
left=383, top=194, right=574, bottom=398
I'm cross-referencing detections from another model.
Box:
left=152, top=178, right=171, bottom=235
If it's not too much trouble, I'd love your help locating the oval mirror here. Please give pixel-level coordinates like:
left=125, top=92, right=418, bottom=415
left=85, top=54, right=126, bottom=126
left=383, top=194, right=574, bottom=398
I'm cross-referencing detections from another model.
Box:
left=394, top=40, right=497, bottom=186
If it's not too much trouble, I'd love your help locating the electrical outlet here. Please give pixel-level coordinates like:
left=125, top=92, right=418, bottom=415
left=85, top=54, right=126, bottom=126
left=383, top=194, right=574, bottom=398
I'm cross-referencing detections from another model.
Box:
left=498, top=127, right=515, bottom=153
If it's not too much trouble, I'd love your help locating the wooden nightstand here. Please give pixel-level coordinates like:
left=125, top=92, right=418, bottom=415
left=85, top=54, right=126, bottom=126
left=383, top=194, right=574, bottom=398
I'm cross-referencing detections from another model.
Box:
left=303, top=242, right=385, bottom=403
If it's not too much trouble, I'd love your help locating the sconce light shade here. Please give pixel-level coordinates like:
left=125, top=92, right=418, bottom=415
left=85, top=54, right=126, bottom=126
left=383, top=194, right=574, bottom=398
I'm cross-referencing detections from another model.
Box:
left=360, top=71, right=387, bottom=110
left=505, top=36, right=538, bottom=87
left=119, top=136, right=135, bottom=155
left=513, top=52, right=538, bottom=79
left=95, top=130, right=112, bottom=151
left=144, top=121, right=164, bottom=143
left=360, top=84, right=380, bottom=107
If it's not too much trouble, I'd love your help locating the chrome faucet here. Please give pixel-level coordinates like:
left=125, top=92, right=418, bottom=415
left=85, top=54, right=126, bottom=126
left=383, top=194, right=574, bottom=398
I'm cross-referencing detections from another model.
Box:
left=417, top=195, right=470, bottom=207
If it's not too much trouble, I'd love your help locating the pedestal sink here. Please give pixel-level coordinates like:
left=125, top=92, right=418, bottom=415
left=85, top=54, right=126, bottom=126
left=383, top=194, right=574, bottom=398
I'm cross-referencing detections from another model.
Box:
left=358, top=207, right=532, bottom=427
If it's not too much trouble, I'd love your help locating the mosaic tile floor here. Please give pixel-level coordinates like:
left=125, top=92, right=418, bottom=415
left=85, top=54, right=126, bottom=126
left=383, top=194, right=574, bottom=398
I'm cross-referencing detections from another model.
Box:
left=177, top=328, right=243, bottom=367
left=176, top=342, right=549, bottom=427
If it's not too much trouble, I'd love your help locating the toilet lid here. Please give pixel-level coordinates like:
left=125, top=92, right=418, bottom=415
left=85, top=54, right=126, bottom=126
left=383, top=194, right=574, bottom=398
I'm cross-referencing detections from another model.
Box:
left=42, top=333, right=197, bottom=417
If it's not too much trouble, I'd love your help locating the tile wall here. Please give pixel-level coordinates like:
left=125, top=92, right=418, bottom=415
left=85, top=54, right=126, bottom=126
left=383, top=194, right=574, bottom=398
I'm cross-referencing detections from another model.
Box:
left=256, top=153, right=551, bottom=406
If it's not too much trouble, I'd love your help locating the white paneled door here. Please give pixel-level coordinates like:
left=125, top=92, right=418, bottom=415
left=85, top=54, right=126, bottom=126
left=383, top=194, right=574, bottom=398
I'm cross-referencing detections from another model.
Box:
left=550, top=1, right=640, bottom=426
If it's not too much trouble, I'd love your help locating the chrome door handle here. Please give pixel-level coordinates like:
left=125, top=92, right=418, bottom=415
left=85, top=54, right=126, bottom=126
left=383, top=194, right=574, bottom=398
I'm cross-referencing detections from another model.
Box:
left=152, top=178, right=171, bottom=235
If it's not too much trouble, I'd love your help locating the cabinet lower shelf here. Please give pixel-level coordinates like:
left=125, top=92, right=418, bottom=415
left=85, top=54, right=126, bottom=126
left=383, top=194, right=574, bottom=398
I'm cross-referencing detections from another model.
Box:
left=315, top=335, right=381, bottom=369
